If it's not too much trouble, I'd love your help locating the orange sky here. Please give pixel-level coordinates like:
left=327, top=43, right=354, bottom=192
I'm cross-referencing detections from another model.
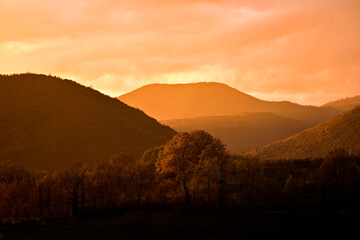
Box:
left=1, top=0, right=359, bottom=105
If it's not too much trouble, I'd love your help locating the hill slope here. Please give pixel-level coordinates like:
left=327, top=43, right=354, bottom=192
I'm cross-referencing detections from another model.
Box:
left=247, top=107, right=360, bottom=159
left=323, top=95, right=360, bottom=112
left=162, top=113, right=310, bottom=154
left=0, top=74, right=176, bottom=170
left=119, top=82, right=339, bottom=125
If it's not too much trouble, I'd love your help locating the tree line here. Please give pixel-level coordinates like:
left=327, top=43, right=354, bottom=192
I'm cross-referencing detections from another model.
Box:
left=1, top=131, right=359, bottom=223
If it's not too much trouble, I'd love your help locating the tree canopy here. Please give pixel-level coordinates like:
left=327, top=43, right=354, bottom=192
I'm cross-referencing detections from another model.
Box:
left=156, top=130, right=230, bottom=205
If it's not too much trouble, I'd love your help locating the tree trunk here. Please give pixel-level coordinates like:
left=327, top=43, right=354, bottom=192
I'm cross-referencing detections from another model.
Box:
left=207, top=178, right=211, bottom=203
left=38, top=185, right=43, bottom=219
left=80, top=180, right=85, bottom=218
left=183, top=179, right=190, bottom=206
left=47, top=188, right=51, bottom=220
left=72, top=191, right=78, bottom=218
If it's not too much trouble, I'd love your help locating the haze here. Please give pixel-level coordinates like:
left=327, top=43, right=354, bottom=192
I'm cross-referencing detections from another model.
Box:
left=1, top=0, right=359, bottom=105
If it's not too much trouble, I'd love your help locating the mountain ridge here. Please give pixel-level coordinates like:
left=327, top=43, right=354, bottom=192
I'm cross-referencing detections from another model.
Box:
left=162, top=112, right=310, bottom=154
left=0, top=73, right=176, bottom=170
left=323, top=95, right=360, bottom=112
left=119, top=82, right=339, bottom=125
left=247, top=106, right=360, bottom=159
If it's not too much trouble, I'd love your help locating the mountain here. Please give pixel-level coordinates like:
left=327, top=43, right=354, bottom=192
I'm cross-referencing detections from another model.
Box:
left=323, top=95, right=360, bottom=112
left=0, top=74, right=176, bottom=171
left=118, top=82, right=339, bottom=125
left=247, top=107, right=360, bottom=159
left=162, top=113, right=310, bottom=154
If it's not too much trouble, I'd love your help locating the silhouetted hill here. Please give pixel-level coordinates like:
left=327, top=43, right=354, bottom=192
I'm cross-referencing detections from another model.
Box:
left=119, top=82, right=339, bottom=125
left=323, top=95, right=360, bottom=112
left=247, top=107, right=360, bottom=159
left=0, top=74, right=176, bottom=170
left=162, top=113, right=310, bottom=154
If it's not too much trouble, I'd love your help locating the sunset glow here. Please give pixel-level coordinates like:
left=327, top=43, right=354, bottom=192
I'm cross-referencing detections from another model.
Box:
left=1, top=0, right=359, bottom=105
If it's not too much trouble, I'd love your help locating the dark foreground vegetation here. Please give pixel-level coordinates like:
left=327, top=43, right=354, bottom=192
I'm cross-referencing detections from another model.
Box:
left=1, top=210, right=358, bottom=239
left=1, top=131, right=359, bottom=239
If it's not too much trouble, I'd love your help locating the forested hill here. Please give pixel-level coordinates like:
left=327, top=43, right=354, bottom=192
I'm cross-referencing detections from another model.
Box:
left=119, top=82, right=339, bottom=125
left=0, top=74, right=175, bottom=170
left=162, top=113, right=310, bottom=154
left=247, top=107, right=360, bottom=159
left=323, top=95, right=360, bottom=112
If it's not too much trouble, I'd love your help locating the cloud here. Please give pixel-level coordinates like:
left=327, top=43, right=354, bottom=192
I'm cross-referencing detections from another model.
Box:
left=0, top=0, right=359, bottom=105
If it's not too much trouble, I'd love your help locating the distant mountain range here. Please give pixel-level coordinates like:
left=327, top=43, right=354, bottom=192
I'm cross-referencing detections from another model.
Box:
left=162, top=113, right=310, bottom=154
left=0, top=74, right=175, bottom=170
left=119, top=82, right=339, bottom=125
left=247, top=107, right=360, bottom=159
left=323, top=95, right=360, bottom=112
left=2, top=74, right=357, bottom=169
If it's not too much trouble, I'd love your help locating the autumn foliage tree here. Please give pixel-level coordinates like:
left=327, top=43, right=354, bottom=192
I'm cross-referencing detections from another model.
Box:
left=137, top=147, right=162, bottom=203
left=0, top=160, right=35, bottom=223
left=156, top=131, right=230, bottom=205
left=34, top=171, right=53, bottom=220
left=319, top=148, right=360, bottom=209
left=1, top=134, right=360, bottom=224
left=61, top=162, right=88, bottom=218
left=131, top=148, right=162, bottom=205
left=87, top=153, right=134, bottom=214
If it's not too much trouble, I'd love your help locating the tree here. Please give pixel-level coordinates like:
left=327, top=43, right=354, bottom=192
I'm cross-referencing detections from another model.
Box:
left=157, top=132, right=195, bottom=205
left=108, top=153, right=134, bottom=206
left=319, top=148, right=360, bottom=210
left=0, top=160, right=35, bottom=223
left=156, top=131, right=230, bottom=205
left=61, top=162, right=87, bottom=218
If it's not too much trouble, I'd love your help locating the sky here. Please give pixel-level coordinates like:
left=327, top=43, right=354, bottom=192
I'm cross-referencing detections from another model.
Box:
left=0, top=0, right=359, bottom=105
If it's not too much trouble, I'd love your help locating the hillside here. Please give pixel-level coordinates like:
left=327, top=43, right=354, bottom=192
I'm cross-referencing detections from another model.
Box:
left=0, top=74, right=176, bottom=171
left=323, top=95, right=360, bottom=112
left=247, top=107, right=360, bottom=159
left=119, top=82, right=339, bottom=125
left=162, top=113, right=310, bottom=154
